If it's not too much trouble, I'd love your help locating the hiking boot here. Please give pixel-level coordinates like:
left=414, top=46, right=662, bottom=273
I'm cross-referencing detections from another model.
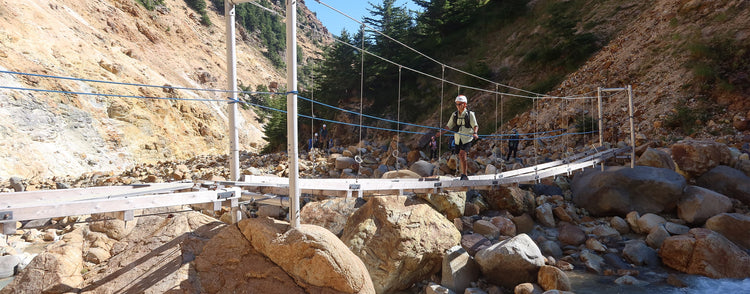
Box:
left=460, top=174, right=469, bottom=181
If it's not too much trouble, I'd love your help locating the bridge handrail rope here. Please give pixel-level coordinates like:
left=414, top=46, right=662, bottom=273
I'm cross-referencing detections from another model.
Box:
left=328, top=38, right=599, bottom=101
left=0, top=76, right=599, bottom=142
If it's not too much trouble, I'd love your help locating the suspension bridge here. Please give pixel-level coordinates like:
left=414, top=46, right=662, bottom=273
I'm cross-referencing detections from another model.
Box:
left=0, top=0, right=638, bottom=233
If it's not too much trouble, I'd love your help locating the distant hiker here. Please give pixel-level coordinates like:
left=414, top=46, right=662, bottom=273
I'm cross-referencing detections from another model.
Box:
left=506, top=129, right=520, bottom=161
left=429, top=136, right=438, bottom=160
left=319, top=124, right=329, bottom=149
left=308, top=133, right=320, bottom=151
left=436, top=95, right=478, bottom=181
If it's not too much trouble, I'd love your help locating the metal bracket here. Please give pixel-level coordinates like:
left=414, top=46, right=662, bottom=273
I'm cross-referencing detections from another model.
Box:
left=349, top=184, right=361, bottom=190
left=0, top=211, right=12, bottom=221
left=434, top=182, right=442, bottom=188
left=492, top=180, right=498, bottom=185
left=217, top=191, right=235, bottom=199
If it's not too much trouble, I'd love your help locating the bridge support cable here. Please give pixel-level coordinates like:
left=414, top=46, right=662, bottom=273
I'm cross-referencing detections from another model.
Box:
left=286, top=0, right=301, bottom=228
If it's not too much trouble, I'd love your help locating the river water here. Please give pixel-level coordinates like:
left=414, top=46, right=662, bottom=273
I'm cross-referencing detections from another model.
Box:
left=567, top=269, right=750, bottom=294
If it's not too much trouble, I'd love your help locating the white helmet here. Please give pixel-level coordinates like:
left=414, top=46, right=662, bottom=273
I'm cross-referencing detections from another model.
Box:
left=455, top=95, right=467, bottom=103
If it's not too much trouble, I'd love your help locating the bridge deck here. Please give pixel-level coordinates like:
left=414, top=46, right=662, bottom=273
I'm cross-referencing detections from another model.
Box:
left=0, top=147, right=628, bottom=234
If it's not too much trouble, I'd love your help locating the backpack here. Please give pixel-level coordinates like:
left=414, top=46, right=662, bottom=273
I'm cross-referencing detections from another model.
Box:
left=452, top=110, right=474, bottom=131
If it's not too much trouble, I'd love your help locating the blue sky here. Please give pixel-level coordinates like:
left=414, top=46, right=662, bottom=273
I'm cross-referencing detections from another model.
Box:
left=305, top=0, right=421, bottom=36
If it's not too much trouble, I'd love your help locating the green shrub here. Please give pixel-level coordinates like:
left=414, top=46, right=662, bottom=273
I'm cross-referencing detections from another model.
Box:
left=136, top=0, right=165, bottom=10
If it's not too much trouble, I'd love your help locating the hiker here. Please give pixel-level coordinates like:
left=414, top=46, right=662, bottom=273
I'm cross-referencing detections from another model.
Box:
left=308, top=133, right=319, bottom=151
left=436, top=95, right=478, bottom=180
left=319, top=124, right=329, bottom=149
left=507, top=129, right=520, bottom=161
left=429, top=136, right=438, bottom=160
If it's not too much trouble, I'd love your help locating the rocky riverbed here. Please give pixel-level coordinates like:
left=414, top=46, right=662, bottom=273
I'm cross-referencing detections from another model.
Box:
left=0, top=138, right=749, bottom=293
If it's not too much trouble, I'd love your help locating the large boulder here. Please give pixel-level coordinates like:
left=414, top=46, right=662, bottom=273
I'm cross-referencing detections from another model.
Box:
left=197, top=218, right=375, bottom=293
left=485, top=186, right=536, bottom=216
left=417, top=191, right=466, bottom=220
left=441, top=246, right=480, bottom=294
left=671, top=140, right=732, bottom=179
left=381, top=169, right=421, bottom=179
left=78, top=211, right=226, bottom=293
left=571, top=166, right=686, bottom=216
left=409, top=160, right=435, bottom=177
left=341, top=196, right=460, bottom=293
left=89, top=212, right=137, bottom=240
left=636, top=147, right=675, bottom=170
left=474, top=234, right=545, bottom=289
left=677, top=186, right=734, bottom=224
left=705, top=213, right=750, bottom=250
left=696, top=165, right=750, bottom=205
left=301, top=197, right=365, bottom=236
left=0, top=229, right=84, bottom=293
left=660, top=228, right=750, bottom=279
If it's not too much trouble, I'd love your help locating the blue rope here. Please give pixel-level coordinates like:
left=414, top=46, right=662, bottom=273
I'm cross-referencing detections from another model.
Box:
left=0, top=70, right=278, bottom=96
left=1, top=70, right=600, bottom=142
left=0, top=85, right=225, bottom=103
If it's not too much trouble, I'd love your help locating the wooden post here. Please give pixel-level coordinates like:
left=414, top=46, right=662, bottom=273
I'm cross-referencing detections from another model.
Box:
left=597, top=87, right=604, bottom=171
left=628, top=85, right=635, bottom=168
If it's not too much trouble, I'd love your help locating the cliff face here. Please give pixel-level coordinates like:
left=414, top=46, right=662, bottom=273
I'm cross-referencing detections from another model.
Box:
left=0, top=0, right=330, bottom=179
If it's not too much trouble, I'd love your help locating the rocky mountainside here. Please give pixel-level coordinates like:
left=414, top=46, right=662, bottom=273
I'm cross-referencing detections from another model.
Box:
left=497, top=0, right=749, bottom=151
left=0, top=0, right=330, bottom=180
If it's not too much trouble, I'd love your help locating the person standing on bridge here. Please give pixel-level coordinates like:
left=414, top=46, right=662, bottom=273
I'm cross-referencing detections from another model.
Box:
left=436, top=95, right=478, bottom=181
left=506, top=128, right=520, bottom=161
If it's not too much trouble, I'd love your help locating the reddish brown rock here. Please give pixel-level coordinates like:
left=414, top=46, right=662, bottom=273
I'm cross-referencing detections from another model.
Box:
left=660, top=228, right=750, bottom=279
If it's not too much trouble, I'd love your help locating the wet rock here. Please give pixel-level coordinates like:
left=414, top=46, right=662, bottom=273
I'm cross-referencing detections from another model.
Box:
left=664, top=222, right=689, bottom=235
left=614, top=275, right=648, bottom=286
left=626, top=211, right=642, bottom=234
left=622, top=240, right=660, bottom=267
left=537, top=265, right=571, bottom=291
left=539, top=240, right=563, bottom=259
left=514, top=283, right=543, bottom=294
left=646, top=224, right=670, bottom=249
left=557, top=222, right=586, bottom=246
left=586, top=238, right=607, bottom=252
left=660, top=228, right=750, bottom=279
left=579, top=250, right=605, bottom=274
left=636, top=213, right=666, bottom=234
